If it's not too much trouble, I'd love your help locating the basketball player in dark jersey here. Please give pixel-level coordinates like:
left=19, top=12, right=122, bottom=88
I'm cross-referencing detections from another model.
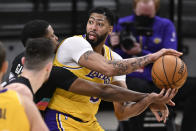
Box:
left=7, top=19, right=58, bottom=80
left=6, top=38, right=55, bottom=99
left=0, top=41, right=49, bottom=131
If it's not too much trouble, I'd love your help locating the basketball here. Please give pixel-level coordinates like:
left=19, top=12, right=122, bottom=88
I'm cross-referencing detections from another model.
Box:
left=151, top=55, right=188, bottom=89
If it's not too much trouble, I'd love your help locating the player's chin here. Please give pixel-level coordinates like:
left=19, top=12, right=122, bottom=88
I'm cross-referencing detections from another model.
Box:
left=88, top=38, right=97, bottom=43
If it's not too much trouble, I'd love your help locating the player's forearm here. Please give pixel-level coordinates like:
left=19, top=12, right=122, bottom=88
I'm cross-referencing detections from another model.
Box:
left=80, top=49, right=182, bottom=77
left=115, top=96, right=152, bottom=120
left=69, top=78, right=148, bottom=102
left=79, top=51, right=153, bottom=77
left=107, top=55, right=152, bottom=76
left=99, top=84, right=149, bottom=102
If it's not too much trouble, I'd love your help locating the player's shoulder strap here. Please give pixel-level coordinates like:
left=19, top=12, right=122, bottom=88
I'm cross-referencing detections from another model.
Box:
left=7, top=76, right=34, bottom=96
left=103, top=44, right=113, bottom=60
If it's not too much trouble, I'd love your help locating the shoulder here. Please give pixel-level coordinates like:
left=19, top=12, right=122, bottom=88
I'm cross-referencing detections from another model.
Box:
left=61, top=35, right=87, bottom=45
left=7, top=77, right=33, bottom=93
left=1, top=89, right=23, bottom=105
left=118, top=15, right=134, bottom=24
left=5, top=83, right=33, bottom=100
left=155, top=16, right=174, bottom=26
left=55, top=35, right=93, bottom=64
left=58, top=35, right=92, bottom=51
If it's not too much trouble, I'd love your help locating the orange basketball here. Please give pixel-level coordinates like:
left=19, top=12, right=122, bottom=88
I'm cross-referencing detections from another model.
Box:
left=151, top=55, right=188, bottom=89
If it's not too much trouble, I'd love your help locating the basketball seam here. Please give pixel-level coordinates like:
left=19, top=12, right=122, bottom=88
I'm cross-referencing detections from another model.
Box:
left=172, top=57, right=178, bottom=83
left=152, top=68, right=167, bottom=87
left=162, top=56, right=171, bottom=88
left=174, top=62, right=187, bottom=83
left=156, top=83, right=176, bottom=87
left=157, top=62, right=187, bottom=87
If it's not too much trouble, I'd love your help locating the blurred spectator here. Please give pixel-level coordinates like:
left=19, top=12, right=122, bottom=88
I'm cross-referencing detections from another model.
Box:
left=109, top=0, right=178, bottom=131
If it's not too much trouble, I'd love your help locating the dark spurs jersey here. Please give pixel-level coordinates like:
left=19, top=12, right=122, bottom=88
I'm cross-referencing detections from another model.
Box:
left=7, top=76, right=34, bottom=96
left=5, top=50, right=78, bottom=111
left=6, top=66, right=78, bottom=111
left=10, top=52, right=25, bottom=79
left=35, top=66, right=78, bottom=111
left=5, top=51, right=78, bottom=111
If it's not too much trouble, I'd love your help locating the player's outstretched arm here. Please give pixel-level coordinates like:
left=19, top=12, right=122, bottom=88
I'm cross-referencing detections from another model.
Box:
left=113, top=94, right=154, bottom=121
left=69, top=78, right=148, bottom=102
left=46, top=66, right=147, bottom=102
left=113, top=90, right=170, bottom=122
left=151, top=88, right=178, bottom=106
left=146, top=88, right=178, bottom=123
left=78, top=48, right=182, bottom=77
left=110, top=81, right=173, bottom=122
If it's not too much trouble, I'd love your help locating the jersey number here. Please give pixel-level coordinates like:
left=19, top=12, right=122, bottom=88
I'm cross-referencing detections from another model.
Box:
left=90, top=97, right=99, bottom=103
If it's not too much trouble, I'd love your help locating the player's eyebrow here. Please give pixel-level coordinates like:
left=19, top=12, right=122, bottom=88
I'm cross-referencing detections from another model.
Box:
left=89, top=16, right=105, bottom=22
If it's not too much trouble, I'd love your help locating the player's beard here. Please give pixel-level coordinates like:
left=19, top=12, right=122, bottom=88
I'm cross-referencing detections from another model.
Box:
left=86, top=31, right=107, bottom=48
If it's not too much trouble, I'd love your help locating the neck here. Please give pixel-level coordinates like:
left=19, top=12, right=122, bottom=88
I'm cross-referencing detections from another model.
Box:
left=0, top=78, right=2, bottom=90
left=93, top=41, right=105, bottom=55
left=0, top=74, right=3, bottom=90
left=20, top=68, right=45, bottom=93
left=0, top=74, right=2, bottom=84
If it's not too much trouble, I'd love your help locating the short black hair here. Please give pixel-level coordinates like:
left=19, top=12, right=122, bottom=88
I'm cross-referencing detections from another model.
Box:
left=21, top=20, right=50, bottom=47
left=87, top=7, right=115, bottom=26
left=24, top=38, right=55, bottom=70
left=0, top=42, right=6, bottom=69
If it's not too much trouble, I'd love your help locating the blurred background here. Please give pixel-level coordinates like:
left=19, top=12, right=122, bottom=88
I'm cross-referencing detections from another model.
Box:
left=0, top=0, right=196, bottom=131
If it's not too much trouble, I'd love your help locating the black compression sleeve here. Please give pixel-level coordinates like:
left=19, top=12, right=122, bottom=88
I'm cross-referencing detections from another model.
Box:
left=34, top=66, right=78, bottom=102
left=47, top=66, right=78, bottom=90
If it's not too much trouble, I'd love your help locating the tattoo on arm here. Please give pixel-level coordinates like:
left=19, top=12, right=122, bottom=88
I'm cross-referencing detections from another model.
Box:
left=108, top=55, right=151, bottom=75
left=83, top=51, right=94, bottom=60
left=130, top=56, right=151, bottom=71
left=82, top=50, right=151, bottom=76
left=108, top=60, right=128, bottom=75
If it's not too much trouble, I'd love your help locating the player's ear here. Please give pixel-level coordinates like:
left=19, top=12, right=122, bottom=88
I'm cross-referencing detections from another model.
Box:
left=21, top=57, right=25, bottom=65
left=46, top=61, right=53, bottom=72
left=1, top=61, right=8, bottom=74
left=44, top=62, right=53, bottom=81
left=108, top=26, right=113, bottom=35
